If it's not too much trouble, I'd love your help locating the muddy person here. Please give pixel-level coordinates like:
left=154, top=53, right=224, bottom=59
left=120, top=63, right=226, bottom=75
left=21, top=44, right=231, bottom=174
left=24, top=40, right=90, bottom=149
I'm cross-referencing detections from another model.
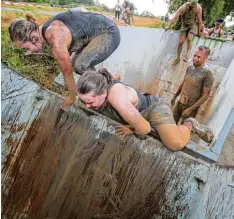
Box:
left=207, top=18, right=224, bottom=39
left=171, top=46, right=214, bottom=125
left=165, top=0, right=202, bottom=65
left=8, top=10, right=121, bottom=109
left=123, top=7, right=131, bottom=26
left=76, top=68, right=214, bottom=151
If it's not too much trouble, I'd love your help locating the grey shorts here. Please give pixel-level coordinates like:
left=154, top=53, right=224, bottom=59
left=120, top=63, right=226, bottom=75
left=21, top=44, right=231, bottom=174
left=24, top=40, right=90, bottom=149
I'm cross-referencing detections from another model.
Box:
left=180, top=25, right=197, bottom=37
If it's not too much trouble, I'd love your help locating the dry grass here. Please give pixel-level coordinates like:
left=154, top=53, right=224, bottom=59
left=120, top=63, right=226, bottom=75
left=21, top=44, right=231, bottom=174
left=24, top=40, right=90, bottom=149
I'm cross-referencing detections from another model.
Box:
left=116, top=16, right=161, bottom=27
left=1, top=12, right=51, bottom=30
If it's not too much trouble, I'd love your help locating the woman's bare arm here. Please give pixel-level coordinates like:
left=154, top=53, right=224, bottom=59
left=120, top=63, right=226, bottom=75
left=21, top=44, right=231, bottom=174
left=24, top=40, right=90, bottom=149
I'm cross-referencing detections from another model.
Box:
left=108, top=85, right=151, bottom=135
left=45, top=22, right=76, bottom=106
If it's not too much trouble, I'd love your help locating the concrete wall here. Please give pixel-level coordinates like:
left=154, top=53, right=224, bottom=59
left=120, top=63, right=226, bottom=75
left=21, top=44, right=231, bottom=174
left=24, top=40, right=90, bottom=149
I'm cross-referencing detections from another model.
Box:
left=218, top=124, right=234, bottom=167
left=99, top=27, right=234, bottom=147
left=1, top=65, right=234, bottom=219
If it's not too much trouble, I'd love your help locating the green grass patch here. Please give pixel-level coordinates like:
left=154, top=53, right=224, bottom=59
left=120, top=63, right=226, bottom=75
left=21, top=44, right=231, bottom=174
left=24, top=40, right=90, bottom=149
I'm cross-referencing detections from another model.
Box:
left=1, top=29, right=64, bottom=94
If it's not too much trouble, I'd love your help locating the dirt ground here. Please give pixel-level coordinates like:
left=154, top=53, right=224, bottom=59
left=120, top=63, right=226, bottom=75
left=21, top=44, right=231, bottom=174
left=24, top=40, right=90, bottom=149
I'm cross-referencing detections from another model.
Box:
left=1, top=2, right=161, bottom=29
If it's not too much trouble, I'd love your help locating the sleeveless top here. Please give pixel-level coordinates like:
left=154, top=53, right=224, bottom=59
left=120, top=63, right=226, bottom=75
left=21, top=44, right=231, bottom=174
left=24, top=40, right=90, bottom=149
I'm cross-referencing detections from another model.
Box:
left=42, top=10, right=116, bottom=52
left=111, top=80, right=160, bottom=112
left=181, top=3, right=197, bottom=27
left=209, top=28, right=222, bottom=38
left=97, top=80, right=160, bottom=125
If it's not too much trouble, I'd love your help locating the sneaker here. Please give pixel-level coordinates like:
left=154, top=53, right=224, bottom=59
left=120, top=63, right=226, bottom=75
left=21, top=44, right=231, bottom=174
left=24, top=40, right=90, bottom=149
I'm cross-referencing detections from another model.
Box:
left=184, top=118, right=214, bottom=143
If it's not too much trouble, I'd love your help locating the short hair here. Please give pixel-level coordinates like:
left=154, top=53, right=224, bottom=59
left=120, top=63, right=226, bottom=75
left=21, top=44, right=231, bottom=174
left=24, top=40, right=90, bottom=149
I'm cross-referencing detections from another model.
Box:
left=197, top=46, right=211, bottom=56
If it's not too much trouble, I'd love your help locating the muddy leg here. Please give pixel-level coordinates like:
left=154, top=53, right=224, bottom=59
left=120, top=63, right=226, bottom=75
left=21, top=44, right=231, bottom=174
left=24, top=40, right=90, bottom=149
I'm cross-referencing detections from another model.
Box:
left=173, top=35, right=186, bottom=65
left=72, top=29, right=120, bottom=75
left=142, top=103, right=191, bottom=151
left=173, top=101, right=184, bottom=124
left=184, top=33, right=194, bottom=62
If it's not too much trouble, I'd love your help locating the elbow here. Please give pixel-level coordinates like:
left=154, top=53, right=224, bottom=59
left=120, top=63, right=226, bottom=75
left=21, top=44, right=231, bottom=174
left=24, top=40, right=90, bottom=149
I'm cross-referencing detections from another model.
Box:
left=136, top=123, right=151, bottom=136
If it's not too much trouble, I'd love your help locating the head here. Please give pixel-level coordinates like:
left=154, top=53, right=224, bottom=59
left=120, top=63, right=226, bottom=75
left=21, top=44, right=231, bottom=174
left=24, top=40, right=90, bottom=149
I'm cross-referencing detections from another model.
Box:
left=193, top=46, right=210, bottom=67
left=76, top=68, right=114, bottom=109
left=188, top=0, right=198, bottom=8
left=215, top=18, right=224, bottom=29
left=8, top=12, right=44, bottom=53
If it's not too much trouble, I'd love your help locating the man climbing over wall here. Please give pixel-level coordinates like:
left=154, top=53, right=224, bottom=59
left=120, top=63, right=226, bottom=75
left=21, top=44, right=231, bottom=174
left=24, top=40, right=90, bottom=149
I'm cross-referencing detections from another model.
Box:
left=171, top=46, right=214, bottom=124
left=165, top=0, right=203, bottom=65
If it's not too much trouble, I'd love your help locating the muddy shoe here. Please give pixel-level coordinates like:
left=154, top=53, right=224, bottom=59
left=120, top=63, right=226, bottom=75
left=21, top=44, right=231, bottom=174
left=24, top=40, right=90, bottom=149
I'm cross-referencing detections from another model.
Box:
left=172, top=58, right=180, bottom=65
left=185, top=118, right=214, bottom=143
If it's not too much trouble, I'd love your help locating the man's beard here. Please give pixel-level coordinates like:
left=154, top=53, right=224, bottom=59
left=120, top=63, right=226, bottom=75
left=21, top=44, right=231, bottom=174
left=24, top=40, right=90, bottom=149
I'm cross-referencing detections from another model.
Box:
left=193, top=62, right=201, bottom=67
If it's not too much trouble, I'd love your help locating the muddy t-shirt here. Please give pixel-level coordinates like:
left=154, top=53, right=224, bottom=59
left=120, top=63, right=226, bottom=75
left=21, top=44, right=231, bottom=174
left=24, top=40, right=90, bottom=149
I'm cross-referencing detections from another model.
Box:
left=180, top=65, right=213, bottom=105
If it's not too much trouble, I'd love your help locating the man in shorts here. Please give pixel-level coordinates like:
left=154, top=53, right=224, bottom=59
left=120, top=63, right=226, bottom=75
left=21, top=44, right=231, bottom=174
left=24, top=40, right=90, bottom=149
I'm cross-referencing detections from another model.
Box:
left=165, top=0, right=203, bottom=65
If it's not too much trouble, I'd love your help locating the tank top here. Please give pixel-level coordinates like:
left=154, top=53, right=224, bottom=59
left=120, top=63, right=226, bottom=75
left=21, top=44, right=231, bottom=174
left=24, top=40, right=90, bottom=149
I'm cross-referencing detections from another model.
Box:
left=210, top=28, right=222, bottom=38
left=111, top=80, right=160, bottom=112
left=42, top=10, right=116, bottom=52
left=181, top=3, right=197, bottom=27
left=96, top=80, right=160, bottom=127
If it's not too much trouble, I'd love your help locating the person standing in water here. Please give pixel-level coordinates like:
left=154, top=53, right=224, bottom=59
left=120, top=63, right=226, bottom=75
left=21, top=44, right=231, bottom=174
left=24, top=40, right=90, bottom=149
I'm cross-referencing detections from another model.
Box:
left=165, top=0, right=202, bottom=65
left=8, top=10, right=121, bottom=109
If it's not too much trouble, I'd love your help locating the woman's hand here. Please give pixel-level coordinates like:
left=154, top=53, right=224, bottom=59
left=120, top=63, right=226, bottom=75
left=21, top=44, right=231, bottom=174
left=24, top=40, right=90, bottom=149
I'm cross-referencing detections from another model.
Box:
left=115, top=125, right=134, bottom=137
left=61, top=97, right=76, bottom=110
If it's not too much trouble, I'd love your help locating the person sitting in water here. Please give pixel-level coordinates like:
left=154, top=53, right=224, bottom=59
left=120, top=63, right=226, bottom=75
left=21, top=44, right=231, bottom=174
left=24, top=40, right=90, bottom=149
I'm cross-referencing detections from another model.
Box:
left=76, top=68, right=214, bottom=151
left=8, top=10, right=121, bottom=109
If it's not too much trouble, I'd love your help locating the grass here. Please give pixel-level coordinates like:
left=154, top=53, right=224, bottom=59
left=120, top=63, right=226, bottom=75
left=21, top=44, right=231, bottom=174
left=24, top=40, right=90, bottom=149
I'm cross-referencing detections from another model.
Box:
left=1, top=3, right=162, bottom=95
left=1, top=29, right=65, bottom=94
left=150, top=23, right=163, bottom=28
left=2, top=2, right=66, bottom=12
left=86, top=5, right=105, bottom=13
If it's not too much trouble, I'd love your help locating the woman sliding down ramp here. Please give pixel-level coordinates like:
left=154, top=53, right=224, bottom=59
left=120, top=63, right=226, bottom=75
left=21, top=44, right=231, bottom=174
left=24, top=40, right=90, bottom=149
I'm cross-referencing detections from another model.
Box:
left=76, top=68, right=214, bottom=151
left=8, top=10, right=121, bottom=109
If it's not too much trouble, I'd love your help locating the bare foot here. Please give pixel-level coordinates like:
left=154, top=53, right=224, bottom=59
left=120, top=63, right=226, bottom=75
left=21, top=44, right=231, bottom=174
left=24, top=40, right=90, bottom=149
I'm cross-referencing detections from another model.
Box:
left=112, top=72, right=122, bottom=80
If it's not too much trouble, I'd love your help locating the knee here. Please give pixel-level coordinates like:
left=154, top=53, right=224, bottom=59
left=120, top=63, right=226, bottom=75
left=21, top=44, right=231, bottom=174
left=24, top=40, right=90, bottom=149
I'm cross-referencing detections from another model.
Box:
left=164, top=139, right=186, bottom=151
left=187, top=38, right=193, bottom=43
left=179, top=38, right=185, bottom=44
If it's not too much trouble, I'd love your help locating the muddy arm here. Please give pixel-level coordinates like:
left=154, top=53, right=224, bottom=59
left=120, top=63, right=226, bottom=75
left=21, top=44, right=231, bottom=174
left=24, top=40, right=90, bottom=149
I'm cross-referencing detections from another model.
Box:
left=45, top=27, right=76, bottom=103
left=108, top=87, right=151, bottom=136
left=188, top=87, right=211, bottom=111
left=169, top=4, right=185, bottom=25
